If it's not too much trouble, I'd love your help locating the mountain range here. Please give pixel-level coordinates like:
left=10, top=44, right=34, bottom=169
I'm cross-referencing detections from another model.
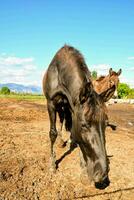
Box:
left=0, top=83, right=42, bottom=94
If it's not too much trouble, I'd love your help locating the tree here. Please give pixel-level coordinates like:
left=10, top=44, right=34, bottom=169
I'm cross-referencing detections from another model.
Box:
left=0, top=86, right=11, bottom=95
left=91, top=70, right=97, bottom=80
left=117, top=83, right=130, bottom=98
left=127, top=88, right=134, bottom=99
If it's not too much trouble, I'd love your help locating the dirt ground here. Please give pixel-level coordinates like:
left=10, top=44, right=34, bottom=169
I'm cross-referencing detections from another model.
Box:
left=0, top=98, right=134, bottom=200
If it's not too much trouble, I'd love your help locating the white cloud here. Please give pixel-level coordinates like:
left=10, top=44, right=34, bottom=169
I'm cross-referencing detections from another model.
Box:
left=0, top=56, right=34, bottom=66
left=128, top=56, right=134, bottom=60
left=120, top=75, right=134, bottom=88
left=129, top=67, right=134, bottom=71
left=90, top=64, right=112, bottom=76
left=0, top=54, right=42, bottom=86
left=91, top=64, right=110, bottom=70
left=23, top=64, right=37, bottom=71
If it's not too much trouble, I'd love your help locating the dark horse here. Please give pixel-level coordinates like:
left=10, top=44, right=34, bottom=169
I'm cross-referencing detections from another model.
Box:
left=43, top=45, right=111, bottom=189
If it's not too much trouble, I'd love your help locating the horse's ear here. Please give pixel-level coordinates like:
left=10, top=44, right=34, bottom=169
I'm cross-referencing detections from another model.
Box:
left=79, top=82, right=93, bottom=104
left=99, top=85, right=116, bottom=102
left=109, top=68, right=113, bottom=76
left=117, top=69, right=122, bottom=76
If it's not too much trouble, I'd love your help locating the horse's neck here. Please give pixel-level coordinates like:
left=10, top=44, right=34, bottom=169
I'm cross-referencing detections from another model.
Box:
left=93, top=76, right=109, bottom=93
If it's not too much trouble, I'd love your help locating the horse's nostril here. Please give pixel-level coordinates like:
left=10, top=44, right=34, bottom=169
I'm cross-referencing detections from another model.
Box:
left=95, top=176, right=110, bottom=190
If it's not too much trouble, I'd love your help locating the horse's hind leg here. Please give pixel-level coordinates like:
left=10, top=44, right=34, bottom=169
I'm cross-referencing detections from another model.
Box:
left=57, top=108, right=67, bottom=147
left=64, top=107, right=77, bottom=149
left=47, top=100, right=58, bottom=171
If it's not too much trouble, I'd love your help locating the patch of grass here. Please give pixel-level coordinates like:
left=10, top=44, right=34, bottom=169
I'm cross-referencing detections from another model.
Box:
left=0, top=93, right=45, bottom=101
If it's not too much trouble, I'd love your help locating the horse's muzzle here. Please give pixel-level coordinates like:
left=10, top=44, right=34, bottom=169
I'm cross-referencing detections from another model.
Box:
left=95, top=176, right=110, bottom=190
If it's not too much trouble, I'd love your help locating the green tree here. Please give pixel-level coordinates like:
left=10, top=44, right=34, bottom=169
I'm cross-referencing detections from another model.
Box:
left=0, top=86, right=11, bottom=95
left=127, top=88, right=134, bottom=99
left=117, top=83, right=130, bottom=98
left=91, top=70, right=97, bottom=80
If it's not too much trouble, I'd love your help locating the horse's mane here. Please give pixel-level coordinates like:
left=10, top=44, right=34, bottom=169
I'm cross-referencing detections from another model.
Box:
left=86, top=93, right=107, bottom=124
left=96, top=71, right=118, bottom=82
left=96, top=76, right=105, bottom=81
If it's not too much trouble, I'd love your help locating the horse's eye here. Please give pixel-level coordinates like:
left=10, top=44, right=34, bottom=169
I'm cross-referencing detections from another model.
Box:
left=81, top=123, right=90, bottom=130
left=82, top=123, right=87, bottom=128
left=109, top=80, right=113, bottom=84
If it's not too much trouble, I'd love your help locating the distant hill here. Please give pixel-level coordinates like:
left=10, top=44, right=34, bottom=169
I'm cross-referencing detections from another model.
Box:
left=0, top=83, right=42, bottom=94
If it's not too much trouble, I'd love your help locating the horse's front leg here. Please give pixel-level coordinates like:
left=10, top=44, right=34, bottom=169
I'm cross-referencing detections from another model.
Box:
left=47, top=101, right=58, bottom=171
left=107, top=122, right=117, bottom=131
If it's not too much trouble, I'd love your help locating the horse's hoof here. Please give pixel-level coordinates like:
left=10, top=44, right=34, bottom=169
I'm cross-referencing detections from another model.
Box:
left=58, top=140, right=67, bottom=148
left=49, top=163, right=57, bottom=173
left=70, top=141, right=78, bottom=149
left=49, top=156, right=57, bottom=172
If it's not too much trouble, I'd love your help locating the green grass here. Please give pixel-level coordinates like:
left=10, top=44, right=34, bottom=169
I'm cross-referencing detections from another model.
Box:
left=0, top=93, right=45, bottom=101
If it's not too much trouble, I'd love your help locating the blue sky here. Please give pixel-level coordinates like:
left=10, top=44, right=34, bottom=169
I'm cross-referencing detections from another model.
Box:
left=0, top=0, right=134, bottom=87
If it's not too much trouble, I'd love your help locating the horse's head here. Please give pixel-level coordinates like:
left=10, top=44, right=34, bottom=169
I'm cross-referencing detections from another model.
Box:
left=93, top=68, right=122, bottom=101
left=94, top=68, right=122, bottom=100
left=107, top=68, right=122, bottom=98
left=108, top=68, right=122, bottom=88
left=76, top=82, right=110, bottom=189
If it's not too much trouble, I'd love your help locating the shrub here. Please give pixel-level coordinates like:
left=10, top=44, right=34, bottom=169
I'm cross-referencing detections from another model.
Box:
left=117, top=83, right=130, bottom=98
left=0, top=86, right=11, bottom=95
left=127, top=88, right=134, bottom=99
left=91, top=70, right=97, bottom=80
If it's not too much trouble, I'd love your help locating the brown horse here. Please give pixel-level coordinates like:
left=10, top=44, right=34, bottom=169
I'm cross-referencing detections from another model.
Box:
left=93, top=68, right=122, bottom=101
left=92, top=68, right=122, bottom=131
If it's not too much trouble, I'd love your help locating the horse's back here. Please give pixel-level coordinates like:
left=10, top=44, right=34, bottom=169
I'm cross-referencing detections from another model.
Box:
left=43, top=45, right=91, bottom=103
